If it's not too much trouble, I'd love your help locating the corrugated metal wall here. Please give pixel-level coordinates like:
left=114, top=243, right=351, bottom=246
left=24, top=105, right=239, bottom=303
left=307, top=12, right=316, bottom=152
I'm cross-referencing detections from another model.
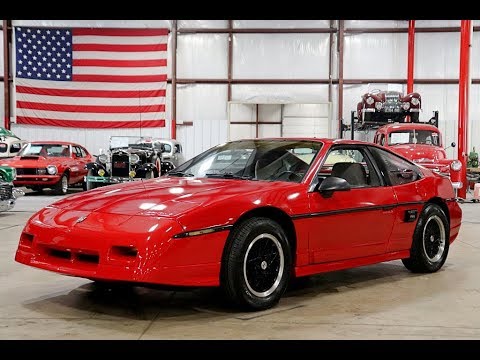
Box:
left=1, top=20, right=479, bottom=160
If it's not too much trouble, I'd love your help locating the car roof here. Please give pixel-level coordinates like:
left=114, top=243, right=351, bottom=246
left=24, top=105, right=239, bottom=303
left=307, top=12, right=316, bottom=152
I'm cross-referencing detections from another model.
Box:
left=29, top=141, right=82, bottom=146
left=378, top=123, right=439, bottom=132
left=228, top=137, right=380, bottom=147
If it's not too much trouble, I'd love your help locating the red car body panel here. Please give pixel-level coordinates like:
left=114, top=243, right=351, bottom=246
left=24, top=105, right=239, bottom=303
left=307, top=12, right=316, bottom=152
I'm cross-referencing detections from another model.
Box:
left=373, top=123, right=462, bottom=187
left=1, top=141, right=93, bottom=188
left=15, top=138, right=462, bottom=287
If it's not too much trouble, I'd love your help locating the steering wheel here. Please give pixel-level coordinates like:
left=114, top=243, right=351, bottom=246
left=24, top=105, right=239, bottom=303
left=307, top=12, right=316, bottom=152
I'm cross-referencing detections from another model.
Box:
left=271, top=170, right=303, bottom=182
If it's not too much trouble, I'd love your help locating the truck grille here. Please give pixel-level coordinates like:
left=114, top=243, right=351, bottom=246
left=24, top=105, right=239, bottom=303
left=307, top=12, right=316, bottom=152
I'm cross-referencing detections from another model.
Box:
left=111, top=153, right=130, bottom=177
left=384, top=94, right=401, bottom=112
left=0, top=183, right=13, bottom=201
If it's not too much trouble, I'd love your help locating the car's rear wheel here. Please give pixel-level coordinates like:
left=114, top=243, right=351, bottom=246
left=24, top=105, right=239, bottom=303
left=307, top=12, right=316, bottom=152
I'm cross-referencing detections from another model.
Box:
left=402, top=203, right=450, bottom=273
left=53, top=174, right=68, bottom=195
left=221, top=217, right=292, bottom=311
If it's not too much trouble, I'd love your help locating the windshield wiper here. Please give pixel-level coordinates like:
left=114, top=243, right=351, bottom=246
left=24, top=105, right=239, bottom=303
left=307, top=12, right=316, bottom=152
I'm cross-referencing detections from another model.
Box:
left=168, top=171, right=194, bottom=177
left=205, top=172, right=253, bottom=180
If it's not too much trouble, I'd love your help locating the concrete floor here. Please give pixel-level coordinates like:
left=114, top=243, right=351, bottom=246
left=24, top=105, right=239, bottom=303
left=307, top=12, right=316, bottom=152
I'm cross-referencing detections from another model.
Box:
left=1, top=188, right=480, bottom=339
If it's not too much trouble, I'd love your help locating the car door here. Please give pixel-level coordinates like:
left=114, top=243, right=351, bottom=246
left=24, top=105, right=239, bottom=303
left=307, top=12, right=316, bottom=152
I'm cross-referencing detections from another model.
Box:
left=70, top=146, right=87, bottom=183
left=368, top=146, right=426, bottom=252
left=307, top=145, right=397, bottom=263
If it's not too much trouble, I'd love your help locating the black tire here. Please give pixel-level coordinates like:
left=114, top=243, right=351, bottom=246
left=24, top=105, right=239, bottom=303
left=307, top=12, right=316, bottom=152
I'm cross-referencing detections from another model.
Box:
left=145, top=170, right=155, bottom=179
left=402, top=203, right=450, bottom=273
left=86, top=170, right=98, bottom=191
left=410, top=112, right=420, bottom=123
left=221, top=217, right=292, bottom=311
left=53, top=174, right=68, bottom=195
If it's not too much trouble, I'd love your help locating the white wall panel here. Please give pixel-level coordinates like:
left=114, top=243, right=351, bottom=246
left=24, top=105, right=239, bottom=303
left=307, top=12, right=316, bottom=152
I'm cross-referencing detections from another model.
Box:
left=178, top=20, right=228, bottom=29
left=468, top=85, right=480, bottom=154
left=345, top=20, right=407, bottom=28
left=177, top=34, right=228, bottom=79
left=232, top=84, right=330, bottom=103
left=233, top=20, right=330, bottom=28
left=416, top=20, right=460, bottom=27
left=12, top=20, right=172, bottom=28
left=405, top=84, right=459, bottom=159
left=470, top=32, right=480, bottom=79
left=415, top=33, right=460, bottom=79
left=176, top=84, right=228, bottom=160
left=344, top=33, right=407, bottom=79
left=0, top=30, right=3, bottom=73
left=233, top=34, right=330, bottom=79
left=11, top=84, right=172, bottom=155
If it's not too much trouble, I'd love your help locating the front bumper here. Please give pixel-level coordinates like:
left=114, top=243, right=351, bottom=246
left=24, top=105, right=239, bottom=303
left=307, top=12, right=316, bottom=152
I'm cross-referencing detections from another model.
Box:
left=15, top=208, right=229, bottom=287
left=85, top=175, right=136, bottom=185
left=0, top=187, right=24, bottom=212
left=14, top=174, right=61, bottom=186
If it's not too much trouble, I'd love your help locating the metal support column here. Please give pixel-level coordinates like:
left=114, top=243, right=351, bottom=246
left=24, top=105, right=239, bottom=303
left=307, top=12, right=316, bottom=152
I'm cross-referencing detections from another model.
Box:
left=171, top=20, right=177, bottom=139
left=457, top=20, right=472, bottom=199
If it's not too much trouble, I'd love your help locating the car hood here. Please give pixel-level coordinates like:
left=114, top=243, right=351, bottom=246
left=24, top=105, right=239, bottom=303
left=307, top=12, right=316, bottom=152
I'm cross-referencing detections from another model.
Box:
left=49, top=176, right=280, bottom=217
left=389, top=144, right=446, bottom=163
left=0, top=155, right=61, bottom=168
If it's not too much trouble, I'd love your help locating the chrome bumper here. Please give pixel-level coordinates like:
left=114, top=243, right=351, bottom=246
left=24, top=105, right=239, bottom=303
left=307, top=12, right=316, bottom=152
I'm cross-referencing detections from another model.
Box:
left=0, top=187, right=24, bottom=212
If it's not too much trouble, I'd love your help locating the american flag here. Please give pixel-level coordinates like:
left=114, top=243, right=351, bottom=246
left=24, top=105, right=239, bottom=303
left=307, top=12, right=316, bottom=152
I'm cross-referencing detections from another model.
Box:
left=14, top=27, right=168, bottom=128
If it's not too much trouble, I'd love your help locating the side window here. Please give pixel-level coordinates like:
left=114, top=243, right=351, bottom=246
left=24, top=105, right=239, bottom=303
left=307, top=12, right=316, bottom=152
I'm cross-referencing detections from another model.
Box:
left=369, top=146, right=421, bottom=186
left=10, top=142, right=22, bottom=153
left=73, top=146, right=83, bottom=158
left=80, top=147, right=88, bottom=157
left=175, top=144, right=182, bottom=153
left=318, top=147, right=381, bottom=188
left=380, top=134, right=386, bottom=146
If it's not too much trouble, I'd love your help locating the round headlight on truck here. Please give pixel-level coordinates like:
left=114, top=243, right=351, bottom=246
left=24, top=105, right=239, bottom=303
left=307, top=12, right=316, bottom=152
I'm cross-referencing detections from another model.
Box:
left=47, top=165, right=57, bottom=175
left=451, top=160, right=462, bottom=171
left=411, top=97, right=420, bottom=106
left=129, top=154, right=140, bottom=164
left=366, top=97, right=375, bottom=105
left=98, top=154, right=108, bottom=164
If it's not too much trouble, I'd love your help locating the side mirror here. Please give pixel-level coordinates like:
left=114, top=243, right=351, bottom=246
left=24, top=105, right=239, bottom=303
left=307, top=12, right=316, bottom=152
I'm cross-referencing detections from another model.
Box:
left=318, top=176, right=351, bottom=196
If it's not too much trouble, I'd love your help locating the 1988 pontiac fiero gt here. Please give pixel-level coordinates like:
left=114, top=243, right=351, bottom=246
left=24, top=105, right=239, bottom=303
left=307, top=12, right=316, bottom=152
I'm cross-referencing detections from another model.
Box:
left=15, top=139, right=462, bottom=311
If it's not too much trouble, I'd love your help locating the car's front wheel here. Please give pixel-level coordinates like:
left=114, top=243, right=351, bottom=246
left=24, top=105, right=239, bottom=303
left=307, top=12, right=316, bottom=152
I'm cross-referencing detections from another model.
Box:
left=221, top=217, right=292, bottom=311
left=53, top=174, right=68, bottom=195
left=402, top=203, right=450, bottom=273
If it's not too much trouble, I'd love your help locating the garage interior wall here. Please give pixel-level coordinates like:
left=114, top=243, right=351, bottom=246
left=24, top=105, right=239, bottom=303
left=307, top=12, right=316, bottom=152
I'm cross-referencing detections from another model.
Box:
left=1, top=20, right=479, bottom=161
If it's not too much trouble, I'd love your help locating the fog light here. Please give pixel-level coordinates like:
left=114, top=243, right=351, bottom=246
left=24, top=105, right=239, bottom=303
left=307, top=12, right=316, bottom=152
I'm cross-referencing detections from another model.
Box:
left=129, top=170, right=136, bottom=178
left=403, top=102, right=410, bottom=110
left=375, top=102, right=383, bottom=110
left=98, top=169, right=105, bottom=177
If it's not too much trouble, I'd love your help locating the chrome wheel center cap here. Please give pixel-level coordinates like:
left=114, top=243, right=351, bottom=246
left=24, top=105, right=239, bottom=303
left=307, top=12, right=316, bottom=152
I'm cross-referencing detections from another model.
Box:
left=260, top=260, right=267, bottom=270
left=430, top=235, right=435, bottom=242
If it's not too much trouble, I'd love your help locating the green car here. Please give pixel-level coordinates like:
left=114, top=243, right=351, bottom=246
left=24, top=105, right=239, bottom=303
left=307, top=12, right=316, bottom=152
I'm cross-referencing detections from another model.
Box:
left=0, top=165, right=24, bottom=212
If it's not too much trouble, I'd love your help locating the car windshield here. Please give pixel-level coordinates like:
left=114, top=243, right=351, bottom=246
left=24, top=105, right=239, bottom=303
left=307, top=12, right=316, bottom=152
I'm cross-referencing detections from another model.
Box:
left=109, top=136, right=154, bottom=150
left=19, top=143, right=70, bottom=157
left=169, top=139, right=322, bottom=183
left=388, top=130, right=440, bottom=146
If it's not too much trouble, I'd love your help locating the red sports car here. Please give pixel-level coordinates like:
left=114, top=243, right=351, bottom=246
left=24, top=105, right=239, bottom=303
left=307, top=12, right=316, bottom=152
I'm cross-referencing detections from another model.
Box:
left=15, top=138, right=462, bottom=310
left=1, top=141, right=93, bottom=195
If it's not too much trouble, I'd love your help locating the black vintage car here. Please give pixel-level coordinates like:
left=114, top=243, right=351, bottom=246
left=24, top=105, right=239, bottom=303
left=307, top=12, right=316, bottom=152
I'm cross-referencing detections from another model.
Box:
left=84, top=136, right=174, bottom=190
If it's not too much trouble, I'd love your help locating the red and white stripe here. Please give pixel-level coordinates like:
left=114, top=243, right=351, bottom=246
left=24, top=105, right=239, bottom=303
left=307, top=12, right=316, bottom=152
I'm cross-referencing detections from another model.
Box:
left=15, top=28, right=168, bottom=128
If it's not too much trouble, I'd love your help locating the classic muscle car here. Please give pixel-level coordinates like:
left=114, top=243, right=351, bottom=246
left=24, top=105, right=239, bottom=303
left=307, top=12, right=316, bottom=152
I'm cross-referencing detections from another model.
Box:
left=0, top=165, right=24, bottom=212
left=85, top=136, right=164, bottom=190
left=15, top=138, right=462, bottom=311
left=0, top=127, right=27, bottom=158
left=357, top=90, right=421, bottom=124
left=1, top=141, right=93, bottom=195
left=373, top=123, right=462, bottom=190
